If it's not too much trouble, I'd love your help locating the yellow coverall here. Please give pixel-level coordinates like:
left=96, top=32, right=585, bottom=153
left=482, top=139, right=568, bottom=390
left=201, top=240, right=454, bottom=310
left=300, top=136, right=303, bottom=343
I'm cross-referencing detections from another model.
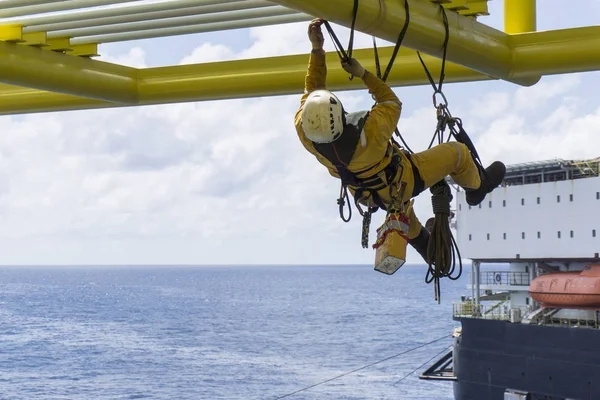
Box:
left=294, top=49, right=481, bottom=240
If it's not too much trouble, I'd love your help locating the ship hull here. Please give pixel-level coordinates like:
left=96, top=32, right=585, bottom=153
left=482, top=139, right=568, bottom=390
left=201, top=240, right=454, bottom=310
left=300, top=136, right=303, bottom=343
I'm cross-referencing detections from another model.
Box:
left=453, top=317, right=600, bottom=400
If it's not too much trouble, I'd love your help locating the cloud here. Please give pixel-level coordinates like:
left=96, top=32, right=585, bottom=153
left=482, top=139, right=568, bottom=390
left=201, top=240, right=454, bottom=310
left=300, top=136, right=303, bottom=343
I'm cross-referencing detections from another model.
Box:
left=0, top=22, right=599, bottom=265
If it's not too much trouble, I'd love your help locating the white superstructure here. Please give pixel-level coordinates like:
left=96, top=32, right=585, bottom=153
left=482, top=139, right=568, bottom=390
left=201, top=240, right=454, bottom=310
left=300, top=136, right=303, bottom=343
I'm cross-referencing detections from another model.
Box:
left=454, top=159, right=600, bottom=261
left=449, top=157, right=600, bottom=325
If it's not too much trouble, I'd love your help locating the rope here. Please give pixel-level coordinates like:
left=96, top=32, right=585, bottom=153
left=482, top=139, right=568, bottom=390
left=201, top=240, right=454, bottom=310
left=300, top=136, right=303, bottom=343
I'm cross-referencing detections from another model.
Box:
left=392, top=344, right=452, bottom=386
left=323, top=0, right=359, bottom=78
left=426, top=181, right=462, bottom=304
left=416, top=4, right=450, bottom=105
left=407, top=4, right=468, bottom=302
left=372, top=0, right=414, bottom=153
left=272, top=334, right=450, bottom=400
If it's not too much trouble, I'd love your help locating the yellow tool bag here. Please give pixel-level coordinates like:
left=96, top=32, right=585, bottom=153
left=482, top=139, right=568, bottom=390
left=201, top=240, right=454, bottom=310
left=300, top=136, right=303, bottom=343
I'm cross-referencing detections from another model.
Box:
left=372, top=200, right=413, bottom=275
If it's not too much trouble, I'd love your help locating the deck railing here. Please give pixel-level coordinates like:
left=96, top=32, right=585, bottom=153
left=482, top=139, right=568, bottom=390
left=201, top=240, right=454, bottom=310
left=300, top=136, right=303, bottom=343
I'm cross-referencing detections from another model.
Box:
left=453, top=301, right=530, bottom=322
left=453, top=301, right=600, bottom=329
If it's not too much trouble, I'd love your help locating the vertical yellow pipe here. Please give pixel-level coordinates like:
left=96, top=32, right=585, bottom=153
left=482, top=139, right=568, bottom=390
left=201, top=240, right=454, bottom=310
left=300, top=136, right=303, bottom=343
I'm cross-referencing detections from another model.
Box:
left=504, top=0, right=536, bottom=34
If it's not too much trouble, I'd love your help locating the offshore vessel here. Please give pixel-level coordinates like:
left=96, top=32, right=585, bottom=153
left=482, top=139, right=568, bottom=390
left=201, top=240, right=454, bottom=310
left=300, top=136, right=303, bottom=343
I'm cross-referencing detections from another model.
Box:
left=421, top=157, right=600, bottom=400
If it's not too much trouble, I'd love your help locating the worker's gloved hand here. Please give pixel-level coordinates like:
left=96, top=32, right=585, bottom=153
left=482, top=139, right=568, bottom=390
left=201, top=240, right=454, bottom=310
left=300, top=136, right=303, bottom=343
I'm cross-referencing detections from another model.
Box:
left=308, top=18, right=324, bottom=50
left=341, top=58, right=366, bottom=78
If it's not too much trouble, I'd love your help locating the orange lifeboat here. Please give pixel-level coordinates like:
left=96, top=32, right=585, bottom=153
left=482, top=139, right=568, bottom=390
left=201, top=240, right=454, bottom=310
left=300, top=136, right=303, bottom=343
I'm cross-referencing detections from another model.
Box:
left=529, top=264, right=600, bottom=308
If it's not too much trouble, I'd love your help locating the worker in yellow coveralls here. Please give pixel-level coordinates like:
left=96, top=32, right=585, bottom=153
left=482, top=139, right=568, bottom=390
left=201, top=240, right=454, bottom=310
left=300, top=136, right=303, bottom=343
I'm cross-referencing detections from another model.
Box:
left=294, top=19, right=506, bottom=263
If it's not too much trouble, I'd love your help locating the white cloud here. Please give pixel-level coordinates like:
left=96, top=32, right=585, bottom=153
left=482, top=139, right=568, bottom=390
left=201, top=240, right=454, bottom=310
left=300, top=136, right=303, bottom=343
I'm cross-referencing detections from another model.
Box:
left=99, top=47, right=148, bottom=68
left=513, top=74, right=581, bottom=111
left=0, top=21, right=599, bottom=265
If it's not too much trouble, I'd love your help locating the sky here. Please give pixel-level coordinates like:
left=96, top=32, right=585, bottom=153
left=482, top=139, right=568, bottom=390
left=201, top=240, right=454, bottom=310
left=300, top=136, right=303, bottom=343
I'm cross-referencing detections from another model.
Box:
left=0, top=1, right=599, bottom=266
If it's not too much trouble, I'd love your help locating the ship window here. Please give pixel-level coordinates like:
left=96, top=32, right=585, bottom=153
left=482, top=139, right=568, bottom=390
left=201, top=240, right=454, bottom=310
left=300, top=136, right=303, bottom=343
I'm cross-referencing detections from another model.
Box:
left=522, top=232, right=525, bottom=239
left=570, top=194, right=573, bottom=202
left=597, top=191, right=599, bottom=200
left=489, top=201, right=492, bottom=208
left=526, top=297, right=530, bottom=305
left=558, top=231, right=561, bottom=238
left=593, top=230, right=597, bottom=238
left=537, top=231, right=541, bottom=239
left=503, top=200, right=506, bottom=207
left=478, top=204, right=482, bottom=209
left=469, top=234, right=472, bottom=241
left=503, top=233, right=506, bottom=240
left=469, top=205, right=471, bottom=210
left=521, top=198, right=525, bottom=206
left=537, top=197, right=540, bottom=204
left=570, top=230, right=574, bottom=238
left=459, top=204, right=462, bottom=210
left=557, top=195, right=561, bottom=203
left=487, top=233, right=490, bottom=240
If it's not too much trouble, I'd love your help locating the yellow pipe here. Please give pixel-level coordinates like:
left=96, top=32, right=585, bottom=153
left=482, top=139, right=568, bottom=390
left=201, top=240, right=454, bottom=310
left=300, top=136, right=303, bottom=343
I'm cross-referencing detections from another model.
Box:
left=2, top=23, right=600, bottom=116
left=512, top=26, right=600, bottom=77
left=0, top=41, right=138, bottom=104
left=0, top=47, right=494, bottom=116
left=269, top=0, right=540, bottom=86
left=504, top=0, right=536, bottom=34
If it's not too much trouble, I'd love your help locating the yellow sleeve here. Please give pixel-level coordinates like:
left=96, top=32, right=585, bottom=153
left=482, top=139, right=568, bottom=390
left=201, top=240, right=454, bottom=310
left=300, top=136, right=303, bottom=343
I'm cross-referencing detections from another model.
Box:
left=295, top=49, right=327, bottom=118
left=361, top=71, right=402, bottom=149
left=294, top=49, right=328, bottom=153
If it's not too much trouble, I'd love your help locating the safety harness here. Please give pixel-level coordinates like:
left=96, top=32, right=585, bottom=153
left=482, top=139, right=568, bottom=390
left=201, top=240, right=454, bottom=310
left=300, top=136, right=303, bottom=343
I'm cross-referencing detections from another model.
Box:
left=312, top=109, right=425, bottom=248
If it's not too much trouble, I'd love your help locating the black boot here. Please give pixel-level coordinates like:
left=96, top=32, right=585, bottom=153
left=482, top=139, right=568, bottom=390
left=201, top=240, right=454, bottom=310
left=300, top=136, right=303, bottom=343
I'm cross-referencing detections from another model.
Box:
left=465, top=161, right=506, bottom=206
left=409, top=226, right=432, bottom=264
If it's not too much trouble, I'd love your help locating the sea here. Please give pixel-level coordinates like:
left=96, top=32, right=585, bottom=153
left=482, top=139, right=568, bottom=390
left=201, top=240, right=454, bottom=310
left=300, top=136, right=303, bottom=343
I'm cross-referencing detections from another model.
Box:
left=0, top=263, right=496, bottom=400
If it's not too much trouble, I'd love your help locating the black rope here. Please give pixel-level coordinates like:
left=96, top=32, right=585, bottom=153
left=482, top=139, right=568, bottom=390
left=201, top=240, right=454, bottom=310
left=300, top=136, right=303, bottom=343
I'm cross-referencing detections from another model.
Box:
left=392, top=344, right=452, bottom=386
left=381, top=0, right=411, bottom=83
left=323, top=0, right=360, bottom=79
left=425, top=180, right=463, bottom=303
left=272, top=335, right=450, bottom=400
left=371, top=0, right=414, bottom=154
left=416, top=4, right=450, bottom=100
left=337, top=184, right=352, bottom=222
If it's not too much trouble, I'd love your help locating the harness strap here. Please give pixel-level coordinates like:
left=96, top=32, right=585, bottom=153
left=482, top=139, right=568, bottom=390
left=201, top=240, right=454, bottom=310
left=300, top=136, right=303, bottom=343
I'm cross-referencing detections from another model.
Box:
left=402, top=150, right=425, bottom=198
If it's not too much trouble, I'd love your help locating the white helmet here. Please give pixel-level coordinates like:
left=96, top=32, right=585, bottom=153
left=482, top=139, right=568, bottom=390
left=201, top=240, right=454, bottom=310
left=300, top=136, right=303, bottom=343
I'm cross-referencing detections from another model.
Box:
left=301, top=90, right=345, bottom=143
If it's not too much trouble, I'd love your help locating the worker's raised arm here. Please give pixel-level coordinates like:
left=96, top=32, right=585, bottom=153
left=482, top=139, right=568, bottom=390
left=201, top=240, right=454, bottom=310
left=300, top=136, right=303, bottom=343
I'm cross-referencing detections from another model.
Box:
left=341, top=58, right=402, bottom=145
left=303, top=49, right=327, bottom=94
left=300, top=19, right=327, bottom=102
left=295, top=19, right=328, bottom=139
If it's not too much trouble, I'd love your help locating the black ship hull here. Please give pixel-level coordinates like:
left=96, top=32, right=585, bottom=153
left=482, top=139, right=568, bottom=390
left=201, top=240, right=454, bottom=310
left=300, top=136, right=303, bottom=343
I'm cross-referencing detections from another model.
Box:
left=453, top=317, right=600, bottom=400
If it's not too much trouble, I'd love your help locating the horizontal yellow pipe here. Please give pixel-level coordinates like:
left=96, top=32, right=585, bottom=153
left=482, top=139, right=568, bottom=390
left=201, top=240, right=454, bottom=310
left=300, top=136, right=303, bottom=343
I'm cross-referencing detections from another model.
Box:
left=269, top=0, right=539, bottom=86
left=1, top=22, right=600, bottom=116
left=0, top=41, right=137, bottom=104
left=0, top=47, right=494, bottom=116
left=504, top=0, right=536, bottom=34
left=511, top=26, right=600, bottom=77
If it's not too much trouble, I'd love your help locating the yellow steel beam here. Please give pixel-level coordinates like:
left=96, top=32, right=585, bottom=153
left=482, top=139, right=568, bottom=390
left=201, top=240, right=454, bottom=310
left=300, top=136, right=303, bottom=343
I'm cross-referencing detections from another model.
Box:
left=504, top=0, right=536, bottom=34
left=0, top=47, right=494, bottom=116
left=459, top=0, right=489, bottom=17
left=0, top=24, right=22, bottom=41
left=269, top=0, right=540, bottom=86
left=19, top=31, right=47, bottom=47
left=0, top=40, right=137, bottom=103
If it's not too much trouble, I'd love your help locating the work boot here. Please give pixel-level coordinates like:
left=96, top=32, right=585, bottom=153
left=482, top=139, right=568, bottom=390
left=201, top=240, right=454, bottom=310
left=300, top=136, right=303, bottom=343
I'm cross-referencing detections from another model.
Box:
left=409, top=226, right=432, bottom=265
left=465, top=161, right=506, bottom=206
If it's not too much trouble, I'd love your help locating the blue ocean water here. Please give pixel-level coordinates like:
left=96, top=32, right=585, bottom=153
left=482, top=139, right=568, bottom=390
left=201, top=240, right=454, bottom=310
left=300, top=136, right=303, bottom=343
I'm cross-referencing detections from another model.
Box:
left=0, top=264, right=475, bottom=400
